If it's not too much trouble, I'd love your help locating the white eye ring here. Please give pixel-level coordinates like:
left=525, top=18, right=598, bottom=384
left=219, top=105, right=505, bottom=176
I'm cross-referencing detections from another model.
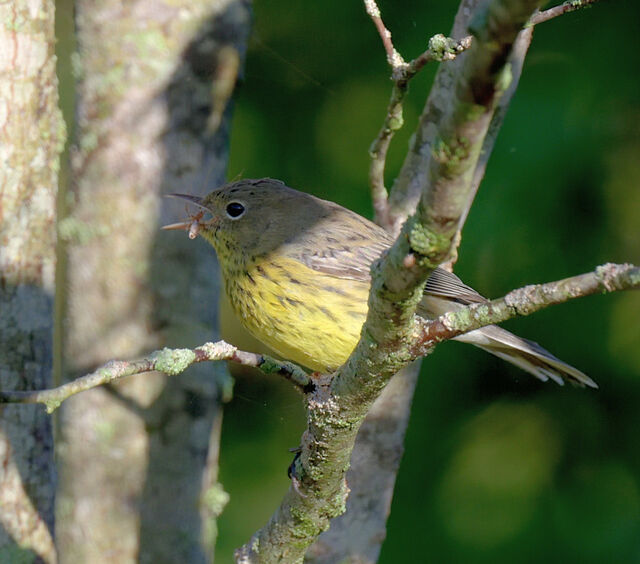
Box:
left=225, top=201, right=246, bottom=220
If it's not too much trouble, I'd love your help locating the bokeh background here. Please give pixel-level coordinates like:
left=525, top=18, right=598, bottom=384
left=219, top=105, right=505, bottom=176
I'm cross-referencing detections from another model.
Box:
left=216, top=0, right=640, bottom=562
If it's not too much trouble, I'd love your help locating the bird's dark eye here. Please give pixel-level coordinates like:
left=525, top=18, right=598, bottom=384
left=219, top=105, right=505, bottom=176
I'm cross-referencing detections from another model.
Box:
left=226, top=201, right=245, bottom=219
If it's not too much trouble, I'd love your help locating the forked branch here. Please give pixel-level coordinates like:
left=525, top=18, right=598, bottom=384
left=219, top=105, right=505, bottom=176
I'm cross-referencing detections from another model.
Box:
left=367, top=0, right=604, bottom=233
left=236, top=258, right=638, bottom=563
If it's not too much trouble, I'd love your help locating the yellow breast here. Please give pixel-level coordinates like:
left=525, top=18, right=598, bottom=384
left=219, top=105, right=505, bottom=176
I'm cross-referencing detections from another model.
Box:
left=224, top=255, right=370, bottom=372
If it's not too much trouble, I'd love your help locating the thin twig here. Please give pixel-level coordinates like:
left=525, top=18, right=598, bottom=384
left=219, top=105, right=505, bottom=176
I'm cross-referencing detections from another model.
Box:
left=530, top=0, right=601, bottom=25
left=364, top=0, right=406, bottom=73
left=365, top=0, right=473, bottom=229
left=414, top=262, right=640, bottom=355
left=0, top=341, right=313, bottom=412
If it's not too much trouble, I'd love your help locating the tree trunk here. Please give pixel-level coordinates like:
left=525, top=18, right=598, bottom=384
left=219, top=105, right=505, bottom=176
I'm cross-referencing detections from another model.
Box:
left=56, top=1, right=251, bottom=562
left=0, top=0, right=63, bottom=562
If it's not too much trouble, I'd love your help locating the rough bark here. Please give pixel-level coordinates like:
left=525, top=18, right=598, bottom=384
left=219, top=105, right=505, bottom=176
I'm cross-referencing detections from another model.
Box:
left=56, top=1, right=251, bottom=562
left=306, top=364, right=419, bottom=564
left=0, top=0, right=63, bottom=562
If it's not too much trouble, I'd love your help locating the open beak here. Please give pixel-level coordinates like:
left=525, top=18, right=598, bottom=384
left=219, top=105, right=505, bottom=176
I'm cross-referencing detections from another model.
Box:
left=162, top=194, right=211, bottom=238
left=165, top=193, right=208, bottom=209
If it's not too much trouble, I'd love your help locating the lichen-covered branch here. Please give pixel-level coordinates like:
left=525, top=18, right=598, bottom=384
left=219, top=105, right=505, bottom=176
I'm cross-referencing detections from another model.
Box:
left=232, top=0, right=629, bottom=561
left=365, top=0, right=472, bottom=230
left=530, top=0, right=602, bottom=25
left=414, top=263, right=640, bottom=354
left=235, top=2, right=547, bottom=561
left=0, top=342, right=312, bottom=413
left=236, top=260, right=638, bottom=563
left=357, top=0, right=546, bottom=382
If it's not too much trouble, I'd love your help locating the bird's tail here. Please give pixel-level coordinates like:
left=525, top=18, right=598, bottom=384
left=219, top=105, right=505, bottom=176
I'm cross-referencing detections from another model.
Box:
left=454, top=325, right=598, bottom=388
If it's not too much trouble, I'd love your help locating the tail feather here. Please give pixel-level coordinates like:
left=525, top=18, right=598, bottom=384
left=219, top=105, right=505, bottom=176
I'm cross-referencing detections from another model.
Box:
left=454, top=325, right=598, bottom=388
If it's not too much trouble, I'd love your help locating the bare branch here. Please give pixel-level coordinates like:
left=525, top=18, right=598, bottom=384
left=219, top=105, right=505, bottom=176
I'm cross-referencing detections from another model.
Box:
left=414, top=263, right=640, bottom=354
left=0, top=342, right=313, bottom=412
left=364, top=0, right=406, bottom=73
left=369, top=33, right=473, bottom=230
left=365, top=0, right=473, bottom=229
left=530, top=0, right=601, bottom=25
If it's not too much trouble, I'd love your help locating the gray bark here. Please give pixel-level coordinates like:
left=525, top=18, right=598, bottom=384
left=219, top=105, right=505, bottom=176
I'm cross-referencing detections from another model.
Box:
left=306, top=364, right=419, bottom=564
left=0, top=0, right=63, bottom=562
left=56, top=1, right=251, bottom=562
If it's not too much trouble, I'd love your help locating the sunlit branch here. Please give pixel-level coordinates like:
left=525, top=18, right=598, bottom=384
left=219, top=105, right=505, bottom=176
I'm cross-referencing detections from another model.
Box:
left=0, top=341, right=313, bottom=413
left=530, top=0, right=601, bottom=25
left=365, top=0, right=473, bottom=229
left=415, top=263, right=640, bottom=356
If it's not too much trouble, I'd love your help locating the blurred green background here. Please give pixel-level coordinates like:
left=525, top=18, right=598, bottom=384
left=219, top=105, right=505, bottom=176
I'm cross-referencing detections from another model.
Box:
left=217, top=0, right=640, bottom=562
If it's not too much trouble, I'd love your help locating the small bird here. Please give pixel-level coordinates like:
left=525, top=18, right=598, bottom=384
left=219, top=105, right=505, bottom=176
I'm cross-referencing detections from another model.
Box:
left=164, top=178, right=597, bottom=388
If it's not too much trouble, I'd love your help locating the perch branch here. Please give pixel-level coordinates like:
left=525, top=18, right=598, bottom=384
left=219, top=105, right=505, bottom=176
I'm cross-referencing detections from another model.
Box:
left=530, top=0, right=602, bottom=25
left=415, top=263, right=640, bottom=353
left=239, top=0, right=615, bottom=561
left=237, top=260, right=639, bottom=563
left=238, top=2, right=548, bottom=561
left=0, top=342, right=313, bottom=413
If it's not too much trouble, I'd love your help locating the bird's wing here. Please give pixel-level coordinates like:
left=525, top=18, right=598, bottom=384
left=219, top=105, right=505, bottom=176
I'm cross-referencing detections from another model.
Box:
left=292, top=206, right=393, bottom=281
left=292, top=205, right=487, bottom=304
left=298, top=239, right=390, bottom=281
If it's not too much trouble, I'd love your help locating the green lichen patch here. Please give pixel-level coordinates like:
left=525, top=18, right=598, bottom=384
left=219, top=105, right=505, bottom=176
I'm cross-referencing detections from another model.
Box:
left=152, top=347, right=196, bottom=376
left=407, top=219, right=451, bottom=265
left=44, top=398, right=62, bottom=414
left=202, top=482, right=230, bottom=517
left=427, top=33, right=468, bottom=62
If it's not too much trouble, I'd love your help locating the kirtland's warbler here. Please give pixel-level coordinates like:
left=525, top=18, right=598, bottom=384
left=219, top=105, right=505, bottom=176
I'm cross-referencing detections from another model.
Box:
left=164, top=178, right=596, bottom=388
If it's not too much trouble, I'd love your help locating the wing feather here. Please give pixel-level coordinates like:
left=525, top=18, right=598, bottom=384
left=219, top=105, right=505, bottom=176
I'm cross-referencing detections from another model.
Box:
left=293, top=204, right=485, bottom=305
left=293, top=204, right=392, bottom=281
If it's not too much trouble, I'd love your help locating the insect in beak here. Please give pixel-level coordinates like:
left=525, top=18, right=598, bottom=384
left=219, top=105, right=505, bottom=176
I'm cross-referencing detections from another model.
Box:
left=162, top=194, right=211, bottom=239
